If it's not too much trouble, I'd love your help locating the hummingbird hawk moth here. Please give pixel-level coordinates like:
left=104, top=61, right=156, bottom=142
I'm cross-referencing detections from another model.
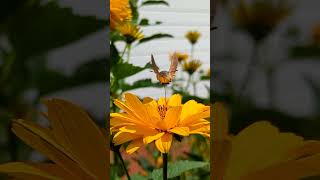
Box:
left=150, top=53, right=178, bottom=85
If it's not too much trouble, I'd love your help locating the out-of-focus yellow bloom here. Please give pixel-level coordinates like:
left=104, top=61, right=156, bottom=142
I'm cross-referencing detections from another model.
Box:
left=156, top=156, right=163, bottom=168
left=312, top=24, right=320, bottom=46
left=183, top=60, right=202, bottom=75
left=207, top=68, right=211, bottom=77
left=232, top=0, right=291, bottom=41
left=110, top=0, right=132, bottom=30
left=117, top=23, right=144, bottom=44
left=171, top=52, right=189, bottom=63
left=212, top=102, right=320, bottom=180
left=110, top=93, right=210, bottom=154
left=0, top=99, right=108, bottom=179
left=185, top=30, right=201, bottom=44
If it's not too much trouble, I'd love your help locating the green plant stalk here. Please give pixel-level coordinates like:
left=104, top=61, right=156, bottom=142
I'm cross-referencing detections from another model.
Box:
left=116, top=149, right=131, bottom=180
left=193, top=81, right=197, bottom=96
left=190, top=44, right=195, bottom=60
left=126, top=44, right=132, bottom=62
left=266, top=68, right=275, bottom=108
left=0, top=52, right=15, bottom=84
left=239, top=41, right=260, bottom=97
left=120, top=44, right=128, bottom=60
left=163, top=153, right=168, bottom=180
left=184, top=74, right=191, bottom=93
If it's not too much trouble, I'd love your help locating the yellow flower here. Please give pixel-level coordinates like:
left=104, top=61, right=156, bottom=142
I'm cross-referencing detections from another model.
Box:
left=232, top=0, right=291, bottom=41
left=110, top=0, right=132, bottom=30
left=117, top=23, right=144, bottom=44
left=183, top=59, right=202, bottom=75
left=207, top=68, right=211, bottom=77
left=185, top=30, right=201, bottom=44
left=312, top=24, right=320, bottom=46
left=212, top=102, right=320, bottom=180
left=0, top=99, right=108, bottom=179
left=171, top=52, right=189, bottom=63
left=110, top=93, right=210, bottom=154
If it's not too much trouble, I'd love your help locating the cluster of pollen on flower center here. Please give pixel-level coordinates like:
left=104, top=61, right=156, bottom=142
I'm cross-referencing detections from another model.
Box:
left=157, top=105, right=167, bottom=120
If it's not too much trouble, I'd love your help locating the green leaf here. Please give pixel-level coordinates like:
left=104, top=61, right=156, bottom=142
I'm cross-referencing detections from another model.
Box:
left=289, top=46, right=320, bottom=59
left=139, top=18, right=150, bottom=26
left=138, top=33, right=173, bottom=44
left=141, top=0, right=169, bottom=7
left=33, top=58, right=107, bottom=96
left=150, top=160, right=209, bottom=180
left=139, top=18, right=162, bottom=26
left=131, top=174, right=148, bottom=180
left=200, top=76, right=210, bottom=80
left=112, top=62, right=147, bottom=80
left=7, top=0, right=106, bottom=59
left=130, top=0, right=139, bottom=23
left=73, top=58, right=106, bottom=83
left=121, top=79, right=162, bottom=91
left=111, top=43, right=120, bottom=66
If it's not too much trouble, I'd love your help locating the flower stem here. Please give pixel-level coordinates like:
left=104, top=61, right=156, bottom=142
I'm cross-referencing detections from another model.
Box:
left=116, top=149, right=131, bottom=180
left=185, top=74, right=192, bottom=93
left=163, top=153, right=168, bottom=180
left=239, top=41, right=260, bottom=97
left=190, top=44, right=195, bottom=60
left=192, top=81, right=197, bottom=96
left=126, top=44, right=132, bottom=62
left=120, top=44, right=128, bottom=60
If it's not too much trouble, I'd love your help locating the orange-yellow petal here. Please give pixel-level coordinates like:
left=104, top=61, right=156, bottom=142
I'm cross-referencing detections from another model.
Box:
left=168, top=127, right=189, bottom=136
left=162, top=106, right=182, bottom=130
left=126, top=139, right=144, bottom=154
left=155, top=133, right=173, bottom=154
left=0, top=163, right=59, bottom=180
left=143, top=97, right=154, bottom=104
left=158, top=97, right=167, bottom=106
left=143, top=132, right=165, bottom=144
left=119, top=125, right=158, bottom=135
left=113, top=132, right=142, bottom=145
left=168, top=94, right=182, bottom=106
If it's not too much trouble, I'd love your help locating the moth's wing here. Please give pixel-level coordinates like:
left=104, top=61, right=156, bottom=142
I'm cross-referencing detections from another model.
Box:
left=169, top=53, right=178, bottom=78
left=150, top=54, right=160, bottom=74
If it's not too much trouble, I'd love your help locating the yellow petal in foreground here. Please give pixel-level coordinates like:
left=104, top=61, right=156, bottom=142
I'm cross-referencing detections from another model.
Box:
left=212, top=102, right=320, bottom=180
left=44, top=99, right=108, bottom=180
left=0, top=163, right=59, bottom=180
left=0, top=98, right=109, bottom=180
left=11, top=120, right=92, bottom=179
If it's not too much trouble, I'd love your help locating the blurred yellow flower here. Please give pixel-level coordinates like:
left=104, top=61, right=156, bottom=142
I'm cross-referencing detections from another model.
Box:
left=110, top=93, right=210, bottom=154
left=312, top=24, right=320, bottom=46
left=185, top=30, right=201, bottom=44
left=0, top=99, right=108, bottom=179
left=232, top=0, right=291, bottom=41
left=171, top=52, right=189, bottom=63
left=117, top=23, right=144, bottom=44
left=110, top=0, right=132, bottom=30
left=207, top=68, right=211, bottom=77
left=183, top=59, right=202, bottom=75
left=212, top=103, right=320, bottom=180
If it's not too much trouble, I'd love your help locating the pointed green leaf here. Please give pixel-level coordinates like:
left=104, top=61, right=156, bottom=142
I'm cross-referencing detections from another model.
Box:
left=138, top=33, right=173, bottom=44
left=150, top=160, right=209, bottom=180
left=141, top=0, right=169, bottom=7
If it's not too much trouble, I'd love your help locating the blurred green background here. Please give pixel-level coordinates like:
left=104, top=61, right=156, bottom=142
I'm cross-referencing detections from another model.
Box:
left=0, top=0, right=107, bottom=173
left=213, top=0, right=320, bottom=139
